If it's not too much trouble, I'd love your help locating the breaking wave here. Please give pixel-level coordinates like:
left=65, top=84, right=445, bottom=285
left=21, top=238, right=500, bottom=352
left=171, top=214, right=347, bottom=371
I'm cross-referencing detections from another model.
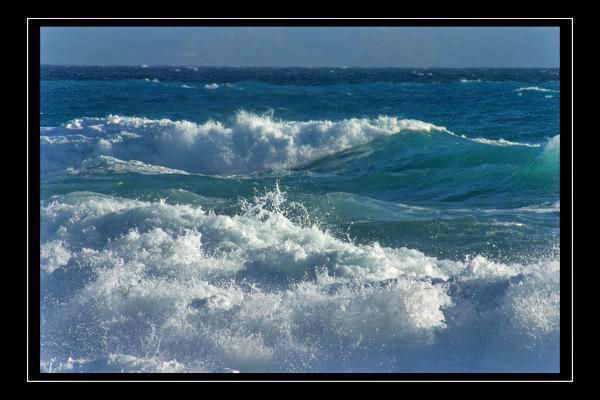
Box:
left=40, top=112, right=546, bottom=176
left=40, top=184, right=560, bottom=373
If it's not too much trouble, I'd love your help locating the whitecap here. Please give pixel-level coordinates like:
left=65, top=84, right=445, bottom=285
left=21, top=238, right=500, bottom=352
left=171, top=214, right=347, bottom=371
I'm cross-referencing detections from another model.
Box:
left=470, top=137, right=541, bottom=147
left=515, top=86, right=559, bottom=93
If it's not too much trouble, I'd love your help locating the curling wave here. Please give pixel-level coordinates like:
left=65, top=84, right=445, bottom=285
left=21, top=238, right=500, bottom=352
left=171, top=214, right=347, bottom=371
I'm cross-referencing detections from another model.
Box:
left=41, top=112, right=547, bottom=176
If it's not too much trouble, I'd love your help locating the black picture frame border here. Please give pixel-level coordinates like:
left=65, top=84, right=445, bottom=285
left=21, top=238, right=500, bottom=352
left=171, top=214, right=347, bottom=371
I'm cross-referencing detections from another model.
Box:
left=26, top=17, right=574, bottom=382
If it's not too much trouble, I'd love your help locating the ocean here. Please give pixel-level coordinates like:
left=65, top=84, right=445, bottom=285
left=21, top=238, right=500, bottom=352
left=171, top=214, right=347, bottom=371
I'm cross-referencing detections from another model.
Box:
left=40, top=66, right=560, bottom=373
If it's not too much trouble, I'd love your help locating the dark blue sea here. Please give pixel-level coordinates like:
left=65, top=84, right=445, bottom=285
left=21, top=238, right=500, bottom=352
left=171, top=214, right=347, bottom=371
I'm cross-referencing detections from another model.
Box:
left=40, top=66, right=560, bottom=373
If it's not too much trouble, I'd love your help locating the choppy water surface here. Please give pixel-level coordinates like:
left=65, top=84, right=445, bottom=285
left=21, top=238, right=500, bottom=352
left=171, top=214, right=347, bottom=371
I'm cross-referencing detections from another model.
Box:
left=40, top=67, right=560, bottom=373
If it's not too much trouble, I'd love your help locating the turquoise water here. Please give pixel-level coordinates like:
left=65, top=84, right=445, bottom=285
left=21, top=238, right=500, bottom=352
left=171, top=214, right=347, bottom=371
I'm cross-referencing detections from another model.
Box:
left=40, top=67, right=560, bottom=373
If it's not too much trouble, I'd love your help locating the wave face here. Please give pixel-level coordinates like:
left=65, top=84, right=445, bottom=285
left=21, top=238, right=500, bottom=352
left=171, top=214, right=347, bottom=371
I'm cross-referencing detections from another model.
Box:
left=40, top=67, right=561, bottom=373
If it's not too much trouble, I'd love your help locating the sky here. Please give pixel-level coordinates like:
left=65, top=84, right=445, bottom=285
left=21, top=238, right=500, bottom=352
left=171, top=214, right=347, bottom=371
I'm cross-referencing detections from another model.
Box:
left=41, top=27, right=560, bottom=68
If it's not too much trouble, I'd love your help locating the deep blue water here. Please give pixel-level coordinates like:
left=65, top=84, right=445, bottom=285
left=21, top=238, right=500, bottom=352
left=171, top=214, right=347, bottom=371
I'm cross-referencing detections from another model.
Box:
left=40, top=67, right=560, bottom=373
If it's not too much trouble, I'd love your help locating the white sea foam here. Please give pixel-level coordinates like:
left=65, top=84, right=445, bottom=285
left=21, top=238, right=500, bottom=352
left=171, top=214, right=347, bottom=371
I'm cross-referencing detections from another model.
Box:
left=67, top=155, right=190, bottom=176
left=40, top=240, right=72, bottom=273
left=470, top=137, right=542, bottom=147
left=446, top=131, right=541, bottom=148
left=40, top=112, right=452, bottom=175
left=517, top=201, right=560, bottom=214
left=204, top=83, right=219, bottom=89
left=41, top=354, right=188, bottom=373
left=515, top=86, right=559, bottom=93
left=40, top=186, right=560, bottom=372
left=544, top=134, right=560, bottom=153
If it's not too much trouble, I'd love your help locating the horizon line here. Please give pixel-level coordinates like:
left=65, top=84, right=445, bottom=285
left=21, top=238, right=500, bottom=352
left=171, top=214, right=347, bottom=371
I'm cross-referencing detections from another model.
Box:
left=41, top=64, right=561, bottom=69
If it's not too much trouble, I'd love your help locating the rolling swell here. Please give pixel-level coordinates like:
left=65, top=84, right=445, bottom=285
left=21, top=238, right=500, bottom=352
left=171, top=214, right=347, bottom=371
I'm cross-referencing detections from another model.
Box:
left=41, top=112, right=559, bottom=211
left=302, top=131, right=559, bottom=205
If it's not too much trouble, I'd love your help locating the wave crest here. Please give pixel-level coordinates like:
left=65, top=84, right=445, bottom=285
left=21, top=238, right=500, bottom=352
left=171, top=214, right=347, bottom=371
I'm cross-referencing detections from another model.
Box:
left=40, top=112, right=451, bottom=175
left=40, top=112, right=545, bottom=176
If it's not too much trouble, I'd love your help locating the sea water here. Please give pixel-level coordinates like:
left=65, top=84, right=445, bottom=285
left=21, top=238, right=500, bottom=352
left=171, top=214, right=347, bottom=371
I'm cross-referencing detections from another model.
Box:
left=40, top=66, right=560, bottom=373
